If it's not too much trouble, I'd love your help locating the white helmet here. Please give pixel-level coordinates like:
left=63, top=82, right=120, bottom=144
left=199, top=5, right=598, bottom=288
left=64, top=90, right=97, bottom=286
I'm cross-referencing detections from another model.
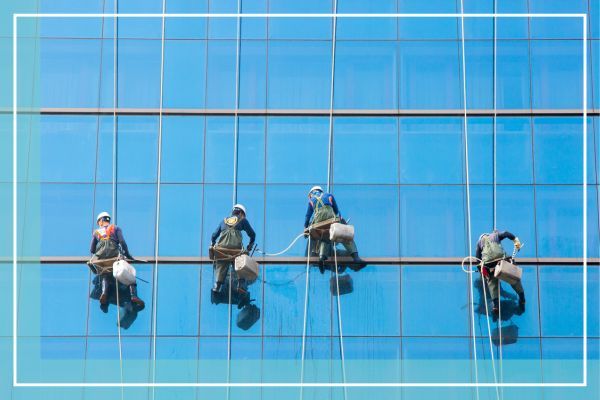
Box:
left=308, top=186, right=323, bottom=196
left=96, top=211, right=111, bottom=223
left=232, top=204, right=247, bottom=216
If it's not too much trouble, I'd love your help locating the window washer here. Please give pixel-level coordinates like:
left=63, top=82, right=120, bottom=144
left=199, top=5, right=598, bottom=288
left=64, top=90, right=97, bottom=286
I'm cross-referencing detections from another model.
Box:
left=304, top=186, right=365, bottom=273
left=210, top=204, right=256, bottom=307
left=89, top=212, right=145, bottom=313
left=475, top=230, right=524, bottom=315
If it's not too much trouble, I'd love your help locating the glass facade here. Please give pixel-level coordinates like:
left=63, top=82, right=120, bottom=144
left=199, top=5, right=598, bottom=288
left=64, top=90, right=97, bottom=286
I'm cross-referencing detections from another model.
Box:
left=1, top=0, right=599, bottom=399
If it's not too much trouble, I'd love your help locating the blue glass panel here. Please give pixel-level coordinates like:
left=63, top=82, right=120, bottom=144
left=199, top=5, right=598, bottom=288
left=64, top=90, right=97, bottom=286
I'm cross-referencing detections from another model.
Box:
left=588, top=187, right=600, bottom=259
left=340, top=266, right=400, bottom=336
left=333, top=185, right=400, bottom=257
left=334, top=42, right=398, bottom=110
left=535, top=186, right=583, bottom=258
left=531, top=40, right=583, bottom=110
left=198, top=265, right=227, bottom=336
left=472, top=265, right=541, bottom=337
left=496, top=40, right=531, bottom=109
left=236, top=184, right=265, bottom=246
left=117, top=0, right=162, bottom=39
left=96, top=117, right=116, bottom=183
left=589, top=266, right=600, bottom=337
left=263, top=265, right=306, bottom=336
left=336, top=0, right=397, bottom=40
left=268, top=0, right=332, bottom=40
left=468, top=186, right=493, bottom=250
left=399, top=117, right=463, bottom=184
left=475, top=337, right=542, bottom=383
left=495, top=186, right=537, bottom=258
left=529, top=0, right=586, bottom=39
left=155, top=337, right=198, bottom=383
left=208, top=0, right=237, bottom=40
left=163, top=40, right=207, bottom=108
left=397, top=1, right=459, bottom=40
left=41, top=265, right=89, bottom=335
left=165, top=0, right=208, bottom=39
left=117, top=39, right=162, bottom=108
left=240, top=1, right=267, bottom=40
left=400, top=186, right=466, bottom=257
left=162, top=116, right=204, bottom=183
left=156, top=265, right=200, bottom=335
left=495, top=0, right=529, bottom=39
left=237, top=117, right=265, bottom=184
left=462, top=0, right=493, bottom=40
left=467, top=118, right=493, bottom=184
left=534, top=117, right=583, bottom=184
left=266, top=117, right=328, bottom=184
left=402, top=337, right=472, bottom=382
left=539, top=266, right=584, bottom=336
left=40, top=15, right=103, bottom=39
left=344, top=337, right=402, bottom=384
left=402, top=266, right=469, bottom=336
left=40, top=39, right=102, bottom=108
left=206, top=40, right=236, bottom=109
left=158, top=184, right=202, bottom=256
left=496, top=117, right=534, bottom=184
left=399, top=42, right=461, bottom=109
left=204, top=117, right=234, bottom=183
left=41, top=183, right=93, bottom=256
left=333, top=117, right=398, bottom=184
left=464, top=41, right=493, bottom=109
left=239, top=41, right=267, bottom=109
left=265, top=185, right=315, bottom=256
left=116, top=116, right=158, bottom=183
left=115, top=184, right=157, bottom=257
left=201, top=184, right=234, bottom=253
left=40, top=115, right=97, bottom=182
left=541, top=338, right=584, bottom=383
left=267, top=41, right=332, bottom=109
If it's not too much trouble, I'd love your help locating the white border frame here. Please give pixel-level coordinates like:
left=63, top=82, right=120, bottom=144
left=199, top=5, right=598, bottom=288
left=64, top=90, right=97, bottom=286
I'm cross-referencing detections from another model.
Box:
left=12, top=12, right=588, bottom=388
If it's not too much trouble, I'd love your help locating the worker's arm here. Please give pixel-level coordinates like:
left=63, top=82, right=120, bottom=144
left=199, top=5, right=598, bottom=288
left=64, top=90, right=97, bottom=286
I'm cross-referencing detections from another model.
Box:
left=211, top=222, right=222, bottom=246
left=329, top=195, right=341, bottom=217
left=115, top=227, right=133, bottom=259
left=304, top=202, right=314, bottom=228
left=498, top=231, right=516, bottom=241
left=475, top=241, right=483, bottom=261
left=241, top=219, right=256, bottom=250
left=90, top=234, right=98, bottom=255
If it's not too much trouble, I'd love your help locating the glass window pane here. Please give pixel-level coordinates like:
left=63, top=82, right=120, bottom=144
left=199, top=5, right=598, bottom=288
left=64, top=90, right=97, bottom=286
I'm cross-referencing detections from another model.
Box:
left=266, top=117, right=328, bottom=184
left=165, top=0, right=208, bottom=39
left=267, top=42, right=332, bottom=109
left=539, top=266, right=584, bottom=336
left=398, top=1, right=459, bottom=40
left=336, top=0, right=397, bottom=40
left=158, top=184, right=202, bottom=256
left=495, top=186, right=537, bottom=258
left=156, top=265, right=200, bottom=336
left=334, top=42, right=398, bottom=109
left=162, top=116, right=204, bottom=183
left=117, top=39, right=162, bottom=108
left=496, top=40, right=531, bottom=109
left=333, top=117, right=398, bottom=184
left=204, top=117, right=234, bottom=184
left=163, top=40, right=207, bottom=109
left=496, top=117, right=534, bottom=184
left=239, top=41, right=267, bottom=109
left=206, top=40, right=236, bottom=109
left=402, top=337, right=472, bottom=383
left=400, top=117, right=464, bottom=184
left=541, top=338, right=584, bottom=383
left=400, top=186, right=466, bottom=257
left=117, top=116, right=158, bottom=183
left=115, top=183, right=157, bottom=257
left=237, top=117, right=265, bottom=184
left=399, top=42, right=462, bottom=109
left=529, top=1, right=586, bottom=39
left=268, top=1, right=332, bottom=40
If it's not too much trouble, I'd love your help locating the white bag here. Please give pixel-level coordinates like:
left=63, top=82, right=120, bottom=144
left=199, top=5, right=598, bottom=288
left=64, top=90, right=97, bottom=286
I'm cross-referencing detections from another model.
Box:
left=330, top=223, right=354, bottom=243
left=494, top=259, right=522, bottom=285
left=235, top=255, right=259, bottom=283
left=113, top=259, right=137, bottom=286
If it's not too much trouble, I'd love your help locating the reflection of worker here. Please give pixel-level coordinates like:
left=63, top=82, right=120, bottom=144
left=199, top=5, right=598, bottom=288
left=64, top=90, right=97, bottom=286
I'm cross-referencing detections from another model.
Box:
left=210, top=204, right=256, bottom=305
left=475, top=230, right=525, bottom=315
left=304, top=186, right=365, bottom=270
left=90, top=212, right=144, bottom=313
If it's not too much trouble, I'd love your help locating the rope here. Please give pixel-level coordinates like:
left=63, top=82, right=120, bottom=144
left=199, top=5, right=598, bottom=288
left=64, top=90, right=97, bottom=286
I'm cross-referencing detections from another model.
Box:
left=332, top=246, right=347, bottom=400
left=226, top=267, right=233, bottom=400
left=326, top=0, right=339, bottom=192
left=299, top=235, right=311, bottom=400
left=150, top=1, right=167, bottom=397
left=231, top=0, right=242, bottom=206
left=457, top=2, right=481, bottom=398
left=115, top=277, right=124, bottom=400
left=256, top=233, right=305, bottom=256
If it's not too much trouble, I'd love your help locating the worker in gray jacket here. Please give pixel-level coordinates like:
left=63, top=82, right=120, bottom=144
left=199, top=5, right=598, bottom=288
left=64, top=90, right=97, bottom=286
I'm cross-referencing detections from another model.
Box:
left=210, top=204, right=256, bottom=306
left=475, top=230, right=524, bottom=315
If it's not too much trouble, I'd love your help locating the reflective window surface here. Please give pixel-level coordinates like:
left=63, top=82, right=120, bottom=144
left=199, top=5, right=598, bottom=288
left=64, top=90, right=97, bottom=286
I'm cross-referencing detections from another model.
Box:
left=3, top=1, right=600, bottom=399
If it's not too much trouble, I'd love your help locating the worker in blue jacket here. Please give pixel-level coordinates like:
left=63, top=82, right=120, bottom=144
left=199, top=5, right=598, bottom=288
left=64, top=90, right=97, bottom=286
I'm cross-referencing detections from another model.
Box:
left=304, top=186, right=365, bottom=272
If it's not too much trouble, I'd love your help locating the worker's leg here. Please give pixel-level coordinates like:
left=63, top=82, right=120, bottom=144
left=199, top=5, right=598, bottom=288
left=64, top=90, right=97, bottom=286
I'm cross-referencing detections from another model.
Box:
left=485, top=275, right=501, bottom=314
left=511, top=280, right=526, bottom=307
left=128, top=283, right=145, bottom=311
left=99, top=275, right=111, bottom=313
left=342, top=240, right=367, bottom=270
left=213, top=260, right=230, bottom=292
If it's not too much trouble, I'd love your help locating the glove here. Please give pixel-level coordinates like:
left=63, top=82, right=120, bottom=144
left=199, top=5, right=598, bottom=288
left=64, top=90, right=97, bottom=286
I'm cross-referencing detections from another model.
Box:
left=340, top=217, right=347, bottom=225
left=246, top=244, right=253, bottom=253
left=514, top=237, right=522, bottom=250
left=303, top=228, right=310, bottom=238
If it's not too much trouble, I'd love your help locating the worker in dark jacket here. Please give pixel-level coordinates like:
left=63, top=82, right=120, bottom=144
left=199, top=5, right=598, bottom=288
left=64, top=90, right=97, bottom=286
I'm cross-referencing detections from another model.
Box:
left=210, top=204, right=256, bottom=304
left=304, top=186, right=365, bottom=271
left=476, top=230, right=524, bottom=315
left=90, top=212, right=144, bottom=313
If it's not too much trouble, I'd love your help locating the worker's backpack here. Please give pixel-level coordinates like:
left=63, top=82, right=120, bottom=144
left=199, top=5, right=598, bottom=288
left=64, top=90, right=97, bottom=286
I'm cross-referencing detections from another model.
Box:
left=94, top=225, right=120, bottom=259
left=217, top=216, right=243, bottom=249
left=481, top=235, right=505, bottom=264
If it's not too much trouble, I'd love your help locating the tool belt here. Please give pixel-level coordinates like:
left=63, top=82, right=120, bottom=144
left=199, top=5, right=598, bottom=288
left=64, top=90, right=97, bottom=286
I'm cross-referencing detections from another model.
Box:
left=87, top=256, right=119, bottom=276
left=209, top=245, right=244, bottom=261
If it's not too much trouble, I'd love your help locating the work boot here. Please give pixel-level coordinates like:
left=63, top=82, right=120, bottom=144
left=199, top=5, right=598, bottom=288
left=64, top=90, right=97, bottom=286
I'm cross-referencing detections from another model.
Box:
left=318, top=256, right=327, bottom=274
left=129, top=284, right=145, bottom=311
left=518, top=292, right=526, bottom=313
left=350, top=253, right=367, bottom=271
left=237, top=289, right=250, bottom=310
left=492, top=298, right=500, bottom=317
left=99, top=276, right=110, bottom=313
left=212, top=281, right=223, bottom=293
